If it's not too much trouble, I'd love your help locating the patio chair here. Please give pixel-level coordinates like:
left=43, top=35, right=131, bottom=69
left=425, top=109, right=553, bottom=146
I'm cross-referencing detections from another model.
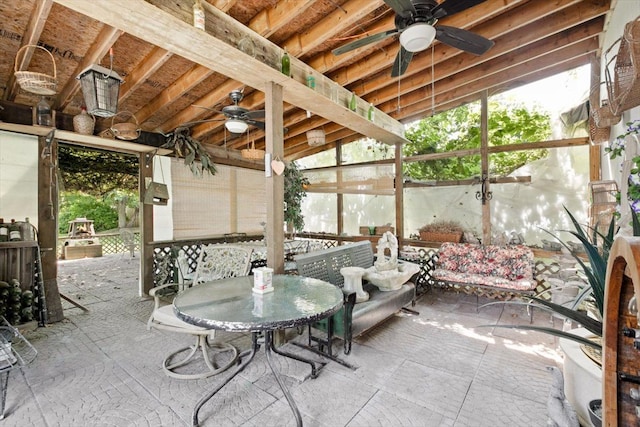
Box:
left=147, top=244, right=253, bottom=379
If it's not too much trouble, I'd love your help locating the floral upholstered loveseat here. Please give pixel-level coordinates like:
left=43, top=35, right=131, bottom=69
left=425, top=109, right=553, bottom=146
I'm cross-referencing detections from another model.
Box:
left=431, top=243, right=536, bottom=296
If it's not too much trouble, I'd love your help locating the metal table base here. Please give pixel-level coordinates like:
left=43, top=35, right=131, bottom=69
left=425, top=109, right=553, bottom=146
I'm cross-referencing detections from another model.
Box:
left=193, top=331, right=320, bottom=427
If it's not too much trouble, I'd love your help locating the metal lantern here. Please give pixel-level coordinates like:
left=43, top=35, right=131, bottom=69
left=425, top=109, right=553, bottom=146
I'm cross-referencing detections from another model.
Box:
left=77, top=64, right=123, bottom=117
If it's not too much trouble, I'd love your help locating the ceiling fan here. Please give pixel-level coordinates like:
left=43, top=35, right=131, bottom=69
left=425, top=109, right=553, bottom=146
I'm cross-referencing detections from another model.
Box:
left=333, top=0, right=495, bottom=77
left=189, top=89, right=266, bottom=134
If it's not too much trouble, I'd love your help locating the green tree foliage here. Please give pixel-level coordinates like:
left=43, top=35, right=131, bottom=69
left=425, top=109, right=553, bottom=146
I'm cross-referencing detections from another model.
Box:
left=58, top=191, right=118, bottom=234
left=58, top=145, right=138, bottom=195
left=284, top=161, right=310, bottom=233
left=402, top=101, right=551, bottom=181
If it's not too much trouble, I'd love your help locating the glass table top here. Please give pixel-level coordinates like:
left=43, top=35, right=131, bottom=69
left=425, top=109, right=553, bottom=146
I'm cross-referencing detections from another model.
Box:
left=173, top=275, right=343, bottom=332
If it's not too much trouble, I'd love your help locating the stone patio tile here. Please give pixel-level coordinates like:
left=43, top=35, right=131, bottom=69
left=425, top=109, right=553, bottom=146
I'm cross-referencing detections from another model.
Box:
left=288, top=368, right=378, bottom=426
left=323, top=340, right=405, bottom=389
left=346, top=389, right=450, bottom=427
left=453, top=382, right=549, bottom=427
left=379, top=359, right=472, bottom=420
left=473, top=340, right=561, bottom=405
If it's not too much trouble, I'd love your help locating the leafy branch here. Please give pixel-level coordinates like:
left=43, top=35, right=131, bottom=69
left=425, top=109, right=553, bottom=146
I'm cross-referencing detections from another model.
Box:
left=160, top=127, right=217, bottom=176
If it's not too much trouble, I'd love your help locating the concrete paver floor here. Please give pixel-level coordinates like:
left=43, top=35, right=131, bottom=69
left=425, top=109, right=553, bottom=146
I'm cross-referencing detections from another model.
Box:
left=2, top=254, right=563, bottom=426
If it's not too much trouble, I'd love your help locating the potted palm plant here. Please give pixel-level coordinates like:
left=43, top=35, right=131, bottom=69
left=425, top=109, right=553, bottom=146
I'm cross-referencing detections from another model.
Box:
left=485, top=206, right=640, bottom=425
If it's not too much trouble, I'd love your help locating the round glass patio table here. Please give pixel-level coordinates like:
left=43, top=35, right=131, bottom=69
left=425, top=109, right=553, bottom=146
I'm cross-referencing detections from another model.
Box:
left=174, top=274, right=343, bottom=427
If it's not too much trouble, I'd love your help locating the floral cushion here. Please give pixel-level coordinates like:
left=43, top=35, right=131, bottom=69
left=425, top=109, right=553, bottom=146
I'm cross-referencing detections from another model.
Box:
left=432, top=243, right=535, bottom=291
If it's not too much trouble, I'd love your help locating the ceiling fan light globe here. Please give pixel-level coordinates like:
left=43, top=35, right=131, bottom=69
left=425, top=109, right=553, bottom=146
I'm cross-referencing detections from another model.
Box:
left=400, top=23, right=436, bottom=52
left=225, top=119, right=248, bottom=133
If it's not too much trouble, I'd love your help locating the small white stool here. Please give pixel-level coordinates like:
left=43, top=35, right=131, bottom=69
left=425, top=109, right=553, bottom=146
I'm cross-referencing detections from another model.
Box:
left=340, top=266, right=369, bottom=303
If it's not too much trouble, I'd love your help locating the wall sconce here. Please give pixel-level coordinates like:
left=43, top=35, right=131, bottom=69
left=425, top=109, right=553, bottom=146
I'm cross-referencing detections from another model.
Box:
left=475, top=174, right=493, bottom=205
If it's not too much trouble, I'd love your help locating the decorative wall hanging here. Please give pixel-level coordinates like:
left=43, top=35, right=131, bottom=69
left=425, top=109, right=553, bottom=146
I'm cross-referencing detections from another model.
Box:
left=271, top=156, right=285, bottom=176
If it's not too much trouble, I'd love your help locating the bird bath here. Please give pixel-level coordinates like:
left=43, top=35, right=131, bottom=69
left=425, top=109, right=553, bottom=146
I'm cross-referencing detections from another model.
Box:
left=363, top=231, right=421, bottom=291
left=364, top=262, right=420, bottom=291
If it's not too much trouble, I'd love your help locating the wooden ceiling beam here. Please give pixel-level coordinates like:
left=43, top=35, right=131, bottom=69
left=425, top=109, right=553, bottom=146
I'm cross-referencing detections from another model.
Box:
left=137, top=64, right=215, bottom=127
left=388, top=39, right=597, bottom=123
left=182, top=0, right=390, bottom=139
left=241, top=16, right=602, bottom=153
left=260, top=0, right=598, bottom=151
left=134, top=0, right=314, bottom=129
left=355, top=0, right=605, bottom=104
left=371, top=18, right=604, bottom=116
left=118, top=46, right=173, bottom=104
left=4, top=0, right=53, bottom=101
left=250, top=0, right=316, bottom=38
left=284, top=0, right=385, bottom=56
left=285, top=38, right=598, bottom=159
left=210, top=0, right=237, bottom=14
left=329, top=0, right=602, bottom=95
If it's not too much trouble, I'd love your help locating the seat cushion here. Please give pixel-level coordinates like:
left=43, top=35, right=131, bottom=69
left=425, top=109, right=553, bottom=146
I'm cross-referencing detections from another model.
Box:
left=152, top=304, right=208, bottom=331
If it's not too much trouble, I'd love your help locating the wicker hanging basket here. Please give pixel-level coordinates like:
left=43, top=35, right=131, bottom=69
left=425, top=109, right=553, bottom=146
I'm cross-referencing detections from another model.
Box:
left=591, top=100, right=620, bottom=128
left=605, top=17, right=640, bottom=115
left=110, top=111, right=141, bottom=140
left=241, top=141, right=265, bottom=160
left=306, top=129, right=326, bottom=147
left=589, top=116, right=610, bottom=145
left=14, top=45, right=57, bottom=95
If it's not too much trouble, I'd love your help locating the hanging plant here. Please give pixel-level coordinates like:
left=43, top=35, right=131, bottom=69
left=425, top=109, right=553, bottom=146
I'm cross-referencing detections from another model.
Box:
left=160, top=126, right=217, bottom=176
left=284, top=161, right=309, bottom=234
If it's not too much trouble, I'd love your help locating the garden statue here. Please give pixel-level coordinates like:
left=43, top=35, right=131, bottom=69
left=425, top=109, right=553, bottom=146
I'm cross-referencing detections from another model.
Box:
left=374, top=231, right=398, bottom=271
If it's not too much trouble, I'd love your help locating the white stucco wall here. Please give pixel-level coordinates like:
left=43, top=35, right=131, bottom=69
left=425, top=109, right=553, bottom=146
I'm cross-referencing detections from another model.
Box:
left=0, top=131, right=38, bottom=230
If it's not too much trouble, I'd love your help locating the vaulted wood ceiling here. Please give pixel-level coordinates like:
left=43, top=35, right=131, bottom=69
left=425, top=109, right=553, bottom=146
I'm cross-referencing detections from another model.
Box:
left=0, top=0, right=613, bottom=161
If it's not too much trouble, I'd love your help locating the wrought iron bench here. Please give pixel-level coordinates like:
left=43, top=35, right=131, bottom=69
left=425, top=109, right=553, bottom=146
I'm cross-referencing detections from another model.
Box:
left=294, top=241, right=416, bottom=358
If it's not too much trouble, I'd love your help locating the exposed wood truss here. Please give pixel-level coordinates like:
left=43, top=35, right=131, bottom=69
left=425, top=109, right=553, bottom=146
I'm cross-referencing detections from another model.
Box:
left=0, top=0, right=613, bottom=160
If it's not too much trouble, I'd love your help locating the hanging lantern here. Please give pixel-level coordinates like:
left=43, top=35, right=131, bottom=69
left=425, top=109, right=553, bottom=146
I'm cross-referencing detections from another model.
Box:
left=77, top=64, right=123, bottom=117
left=306, top=129, right=326, bottom=147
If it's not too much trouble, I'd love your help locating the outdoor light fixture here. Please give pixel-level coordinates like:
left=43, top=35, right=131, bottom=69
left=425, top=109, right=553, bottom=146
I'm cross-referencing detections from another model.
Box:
left=400, top=23, right=436, bottom=52
left=225, top=119, right=248, bottom=134
left=77, top=64, right=123, bottom=117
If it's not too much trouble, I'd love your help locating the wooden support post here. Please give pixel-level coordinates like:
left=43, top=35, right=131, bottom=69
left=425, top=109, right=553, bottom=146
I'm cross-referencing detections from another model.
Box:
left=480, top=91, right=491, bottom=244
left=336, top=141, right=343, bottom=237
left=265, top=82, right=285, bottom=274
left=395, top=143, right=404, bottom=242
left=141, top=152, right=154, bottom=295
left=589, top=52, right=602, bottom=182
left=38, top=132, right=63, bottom=322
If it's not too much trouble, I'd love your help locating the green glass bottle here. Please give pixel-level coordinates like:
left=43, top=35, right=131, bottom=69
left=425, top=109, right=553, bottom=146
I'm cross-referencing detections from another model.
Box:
left=367, top=103, right=375, bottom=121
left=306, top=72, right=315, bottom=89
left=349, top=92, right=357, bottom=112
left=281, top=49, right=290, bottom=77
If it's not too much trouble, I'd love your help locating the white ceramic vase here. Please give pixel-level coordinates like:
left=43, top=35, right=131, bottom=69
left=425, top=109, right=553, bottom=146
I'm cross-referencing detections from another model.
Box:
left=559, top=328, right=602, bottom=427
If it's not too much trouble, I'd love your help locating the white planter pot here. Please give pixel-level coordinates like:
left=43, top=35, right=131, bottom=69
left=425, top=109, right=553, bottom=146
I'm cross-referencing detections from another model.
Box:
left=559, top=328, right=602, bottom=427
